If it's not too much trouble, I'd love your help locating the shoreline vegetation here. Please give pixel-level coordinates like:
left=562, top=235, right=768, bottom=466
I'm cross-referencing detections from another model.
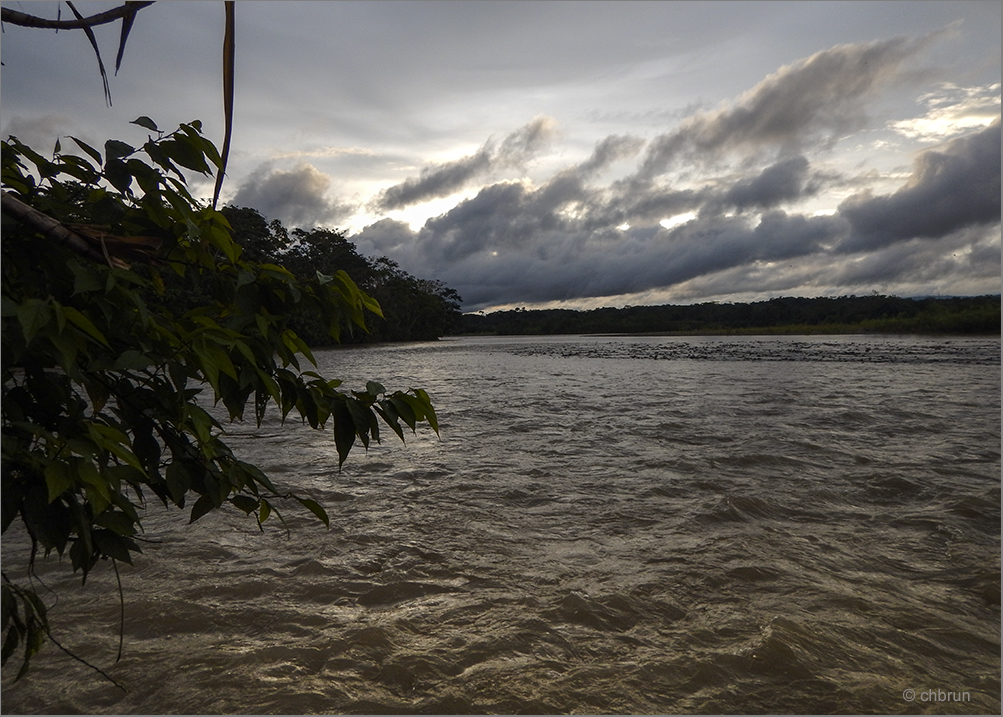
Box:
left=453, top=294, right=1001, bottom=338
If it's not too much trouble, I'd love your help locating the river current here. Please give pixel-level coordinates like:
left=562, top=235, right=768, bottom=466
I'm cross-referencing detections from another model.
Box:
left=2, top=334, right=1000, bottom=714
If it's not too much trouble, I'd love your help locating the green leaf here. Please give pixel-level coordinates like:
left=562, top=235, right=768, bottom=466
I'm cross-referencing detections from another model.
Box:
left=62, top=306, right=110, bottom=347
left=281, top=329, right=315, bottom=366
left=412, top=388, right=439, bottom=434
left=168, top=361, right=188, bottom=393
left=160, top=137, right=211, bottom=175
left=389, top=396, right=417, bottom=432
left=165, top=462, right=192, bottom=505
left=104, top=158, right=134, bottom=193
left=143, top=139, right=182, bottom=177
left=105, top=139, right=134, bottom=160
left=82, top=377, right=110, bottom=413
left=374, top=402, right=405, bottom=443
left=2, top=619, right=21, bottom=665
left=332, top=401, right=356, bottom=468
left=78, top=461, right=112, bottom=515
left=131, top=116, right=159, bottom=132
left=186, top=404, right=221, bottom=445
left=1, top=128, right=448, bottom=681
left=44, top=462, right=74, bottom=503
left=113, top=350, right=153, bottom=371
left=127, top=157, right=163, bottom=193
left=1, top=296, right=18, bottom=318
left=346, top=399, right=378, bottom=449
left=56, top=156, right=100, bottom=184
left=132, top=425, right=161, bottom=476
left=294, top=497, right=330, bottom=529
left=360, top=291, right=383, bottom=318
left=237, top=269, right=256, bottom=288
left=93, top=532, right=137, bottom=564
left=238, top=460, right=279, bottom=495
left=52, top=301, right=66, bottom=335
left=86, top=423, right=143, bottom=472
left=69, top=136, right=103, bottom=165
left=230, top=495, right=258, bottom=514
left=179, top=123, right=223, bottom=170
left=192, top=339, right=221, bottom=392
left=16, top=298, right=52, bottom=344
left=70, top=261, right=104, bottom=295
left=94, top=510, right=139, bottom=537
left=189, top=494, right=215, bottom=523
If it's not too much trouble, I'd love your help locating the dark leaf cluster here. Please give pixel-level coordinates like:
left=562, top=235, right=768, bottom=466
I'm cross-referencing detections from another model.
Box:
left=217, top=206, right=463, bottom=344
left=1, top=121, right=438, bottom=678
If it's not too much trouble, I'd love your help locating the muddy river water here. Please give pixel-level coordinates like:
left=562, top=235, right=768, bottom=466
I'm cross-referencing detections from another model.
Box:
left=2, top=334, right=999, bottom=714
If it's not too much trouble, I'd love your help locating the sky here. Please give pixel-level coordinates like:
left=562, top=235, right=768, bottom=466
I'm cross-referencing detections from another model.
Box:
left=1, top=1, right=1000, bottom=312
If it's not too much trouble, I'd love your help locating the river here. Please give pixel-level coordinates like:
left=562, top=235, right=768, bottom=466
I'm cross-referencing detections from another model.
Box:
left=2, top=334, right=1000, bottom=714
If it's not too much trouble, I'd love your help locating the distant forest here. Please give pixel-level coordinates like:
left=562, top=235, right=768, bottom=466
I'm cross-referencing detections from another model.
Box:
left=457, top=294, right=1001, bottom=336
left=209, top=206, right=464, bottom=345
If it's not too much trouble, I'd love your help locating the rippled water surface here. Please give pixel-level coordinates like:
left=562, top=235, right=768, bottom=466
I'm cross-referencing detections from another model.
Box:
left=3, top=335, right=1000, bottom=714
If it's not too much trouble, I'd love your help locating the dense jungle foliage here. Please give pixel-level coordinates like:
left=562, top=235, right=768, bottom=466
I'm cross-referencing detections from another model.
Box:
left=217, top=206, right=463, bottom=345
left=459, top=294, right=1002, bottom=336
left=0, top=0, right=452, bottom=688
left=1, top=122, right=439, bottom=681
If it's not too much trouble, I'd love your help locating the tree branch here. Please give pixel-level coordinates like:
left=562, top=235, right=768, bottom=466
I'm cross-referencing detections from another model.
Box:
left=1, top=191, right=128, bottom=268
left=0, top=2, right=154, bottom=31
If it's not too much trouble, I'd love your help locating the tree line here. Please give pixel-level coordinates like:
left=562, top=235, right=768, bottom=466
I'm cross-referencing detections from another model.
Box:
left=458, top=294, right=1002, bottom=336
left=199, top=206, right=464, bottom=344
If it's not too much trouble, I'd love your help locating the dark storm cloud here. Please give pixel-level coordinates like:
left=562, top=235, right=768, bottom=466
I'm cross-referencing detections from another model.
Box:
left=371, top=116, right=556, bottom=211
left=496, top=116, right=557, bottom=165
left=354, top=165, right=852, bottom=309
left=420, top=181, right=539, bottom=262
left=346, top=32, right=996, bottom=311
left=967, top=232, right=1003, bottom=271
left=582, top=185, right=706, bottom=230
left=721, top=156, right=814, bottom=211
left=431, top=209, right=851, bottom=309
left=831, top=226, right=1000, bottom=288
left=230, top=163, right=355, bottom=228
left=372, top=149, right=493, bottom=212
left=838, top=120, right=1001, bottom=252
left=576, top=134, right=646, bottom=177
left=355, top=116, right=1000, bottom=311
left=631, top=34, right=939, bottom=182
left=354, top=217, right=419, bottom=255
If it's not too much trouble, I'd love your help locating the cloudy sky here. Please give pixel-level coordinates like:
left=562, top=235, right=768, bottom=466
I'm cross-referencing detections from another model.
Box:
left=2, top=1, right=999, bottom=311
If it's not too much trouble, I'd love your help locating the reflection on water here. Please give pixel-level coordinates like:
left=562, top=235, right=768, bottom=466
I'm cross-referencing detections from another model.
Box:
left=2, top=335, right=1000, bottom=714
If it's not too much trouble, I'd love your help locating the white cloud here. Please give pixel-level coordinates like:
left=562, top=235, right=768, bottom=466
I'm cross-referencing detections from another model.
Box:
left=269, top=146, right=379, bottom=160
left=891, top=83, right=1001, bottom=141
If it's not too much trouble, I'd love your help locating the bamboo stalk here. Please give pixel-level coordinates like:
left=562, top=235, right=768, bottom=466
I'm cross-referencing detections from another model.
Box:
left=1, top=191, right=128, bottom=268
